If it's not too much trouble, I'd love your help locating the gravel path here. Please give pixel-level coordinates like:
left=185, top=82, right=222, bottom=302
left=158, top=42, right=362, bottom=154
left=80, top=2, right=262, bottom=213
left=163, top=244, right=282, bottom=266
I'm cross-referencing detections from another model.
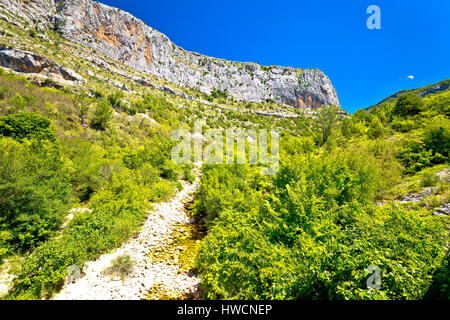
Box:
left=54, top=172, right=201, bottom=300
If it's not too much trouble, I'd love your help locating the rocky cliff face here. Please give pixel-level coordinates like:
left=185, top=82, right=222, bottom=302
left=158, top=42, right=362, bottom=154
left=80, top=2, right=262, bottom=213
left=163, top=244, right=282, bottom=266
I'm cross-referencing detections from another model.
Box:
left=0, top=0, right=339, bottom=109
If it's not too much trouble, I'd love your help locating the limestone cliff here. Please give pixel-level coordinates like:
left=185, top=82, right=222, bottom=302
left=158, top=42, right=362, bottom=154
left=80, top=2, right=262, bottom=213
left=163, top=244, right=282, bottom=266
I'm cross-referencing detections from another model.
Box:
left=0, top=0, right=340, bottom=109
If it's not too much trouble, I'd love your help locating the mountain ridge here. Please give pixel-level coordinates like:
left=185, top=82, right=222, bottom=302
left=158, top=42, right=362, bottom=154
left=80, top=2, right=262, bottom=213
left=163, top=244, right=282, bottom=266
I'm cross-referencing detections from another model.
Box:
left=0, top=0, right=339, bottom=109
left=368, top=79, right=450, bottom=109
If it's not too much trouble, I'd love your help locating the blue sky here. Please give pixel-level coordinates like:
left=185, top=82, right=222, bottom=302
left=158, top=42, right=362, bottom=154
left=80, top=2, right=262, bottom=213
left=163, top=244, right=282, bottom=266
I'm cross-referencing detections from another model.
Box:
left=101, top=0, right=450, bottom=113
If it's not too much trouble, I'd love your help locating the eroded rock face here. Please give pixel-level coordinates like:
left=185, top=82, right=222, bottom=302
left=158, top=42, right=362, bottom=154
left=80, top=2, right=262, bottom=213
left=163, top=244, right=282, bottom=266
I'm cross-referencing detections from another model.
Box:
left=0, top=0, right=339, bottom=109
left=0, top=48, right=85, bottom=82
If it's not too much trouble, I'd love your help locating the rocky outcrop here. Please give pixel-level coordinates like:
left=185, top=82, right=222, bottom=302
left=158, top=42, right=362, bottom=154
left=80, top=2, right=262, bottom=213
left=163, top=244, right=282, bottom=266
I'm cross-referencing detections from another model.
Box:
left=0, top=0, right=339, bottom=109
left=0, top=48, right=85, bottom=83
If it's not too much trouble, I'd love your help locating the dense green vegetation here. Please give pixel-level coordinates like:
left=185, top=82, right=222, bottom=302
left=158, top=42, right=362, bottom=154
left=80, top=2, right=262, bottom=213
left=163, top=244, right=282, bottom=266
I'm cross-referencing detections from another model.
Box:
left=0, top=65, right=448, bottom=300
left=193, top=91, right=450, bottom=300
left=0, top=70, right=188, bottom=299
left=0, top=4, right=447, bottom=301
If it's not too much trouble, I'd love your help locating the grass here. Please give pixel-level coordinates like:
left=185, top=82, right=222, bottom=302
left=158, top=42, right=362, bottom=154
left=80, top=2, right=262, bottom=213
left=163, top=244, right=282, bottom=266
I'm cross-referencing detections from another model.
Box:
left=103, top=254, right=135, bottom=280
left=381, top=164, right=449, bottom=200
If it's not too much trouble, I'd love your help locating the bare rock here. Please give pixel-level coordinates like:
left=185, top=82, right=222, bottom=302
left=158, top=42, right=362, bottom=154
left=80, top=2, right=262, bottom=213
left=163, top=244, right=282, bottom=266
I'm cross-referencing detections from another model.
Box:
left=0, top=0, right=339, bottom=109
left=0, top=48, right=85, bottom=83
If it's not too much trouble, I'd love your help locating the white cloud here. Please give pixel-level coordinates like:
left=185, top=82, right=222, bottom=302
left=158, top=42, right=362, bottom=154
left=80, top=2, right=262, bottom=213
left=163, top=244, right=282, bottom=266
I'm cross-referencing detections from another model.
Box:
left=407, top=75, right=414, bottom=80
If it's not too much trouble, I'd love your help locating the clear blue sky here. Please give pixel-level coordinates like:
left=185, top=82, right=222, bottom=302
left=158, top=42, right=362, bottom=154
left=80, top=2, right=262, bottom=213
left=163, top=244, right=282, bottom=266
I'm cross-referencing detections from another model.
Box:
left=101, top=0, right=450, bottom=113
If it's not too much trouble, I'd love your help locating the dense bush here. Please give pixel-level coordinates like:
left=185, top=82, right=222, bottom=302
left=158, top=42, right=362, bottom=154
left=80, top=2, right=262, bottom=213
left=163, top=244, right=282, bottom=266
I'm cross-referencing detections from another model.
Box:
left=313, top=105, right=339, bottom=145
left=0, top=112, right=71, bottom=258
left=0, top=62, right=448, bottom=301
left=90, top=100, right=113, bottom=130
left=8, top=166, right=159, bottom=299
left=0, top=137, right=71, bottom=256
left=0, top=72, right=187, bottom=299
left=392, top=92, right=425, bottom=117
left=0, top=112, right=56, bottom=142
left=397, top=141, right=433, bottom=174
left=195, top=139, right=447, bottom=300
left=423, top=119, right=450, bottom=161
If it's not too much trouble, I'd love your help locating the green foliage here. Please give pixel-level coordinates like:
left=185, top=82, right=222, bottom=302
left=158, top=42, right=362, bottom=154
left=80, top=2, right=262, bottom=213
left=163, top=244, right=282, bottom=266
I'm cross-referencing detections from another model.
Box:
left=0, top=71, right=185, bottom=299
left=426, top=90, right=450, bottom=116
left=341, top=117, right=362, bottom=137
left=0, top=137, right=71, bottom=254
left=0, top=55, right=447, bottom=301
left=391, top=119, right=418, bottom=133
left=104, top=254, right=134, bottom=280
left=72, top=92, right=91, bottom=125
left=397, top=141, right=433, bottom=174
left=0, top=112, right=56, bottom=142
left=392, top=92, right=425, bottom=117
left=424, top=255, right=450, bottom=300
left=211, top=88, right=228, bottom=100
left=195, top=137, right=446, bottom=300
left=107, top=91, right=127, bottom=112
left=160, top=159, right=182, bottom=181
left=423, top=119, right=450, bottom=161
left=314, top=105, right=340, bottom=145
left=90, top=100, right=113, bottom=130
left=60, top=139, right=107, bottom=202
left=367, top=117, right=384, bottom=139
left=195, top=160, right=446, bottom=300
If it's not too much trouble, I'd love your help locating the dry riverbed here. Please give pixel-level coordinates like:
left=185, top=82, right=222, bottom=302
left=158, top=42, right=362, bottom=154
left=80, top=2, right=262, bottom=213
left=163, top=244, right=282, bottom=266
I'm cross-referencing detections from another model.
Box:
left=54, top=171, right=203, bottom=300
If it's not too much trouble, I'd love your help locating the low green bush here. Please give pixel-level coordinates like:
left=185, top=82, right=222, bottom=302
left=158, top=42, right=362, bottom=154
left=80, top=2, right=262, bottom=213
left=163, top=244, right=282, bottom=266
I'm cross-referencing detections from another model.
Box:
left=195, top=140, right=447, bottom=300
left=104, top=254, right=134, bottom=280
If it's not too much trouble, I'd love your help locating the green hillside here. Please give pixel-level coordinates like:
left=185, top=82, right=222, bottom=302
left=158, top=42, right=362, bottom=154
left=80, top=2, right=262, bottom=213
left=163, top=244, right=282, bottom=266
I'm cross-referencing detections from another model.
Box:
left=0, top=2, right=448, bottom=300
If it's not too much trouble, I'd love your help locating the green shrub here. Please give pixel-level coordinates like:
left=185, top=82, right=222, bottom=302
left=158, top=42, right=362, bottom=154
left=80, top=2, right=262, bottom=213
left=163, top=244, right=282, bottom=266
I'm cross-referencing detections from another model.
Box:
left=391, top=119, right=418, bottom=133
left=9, top=179, right=149, bottom=299
left=423, top=119, right=450, bottom=161
left=196, top=162, right=447, bottom=300
left=104, top=254, right=134, bottom=280
left=160, top=159, right=182, bottom=181
left=0, top=137, right=71, bottom=253
left=397, top=141, right=433, bottom=174
left=0, top=112, right=56, bottom=142
left=421, top=172, right=440, bottom=188
left=367, top=118, right=384, bottom=139
left=392, top=92, right=425, bottom=117
left=90, top=100, right=113, bottom=130
left=211, top=88, right=228, bottom=100
left=0, top=85, right=9, bottom=99
left=150, top=180, right=176, bottom=202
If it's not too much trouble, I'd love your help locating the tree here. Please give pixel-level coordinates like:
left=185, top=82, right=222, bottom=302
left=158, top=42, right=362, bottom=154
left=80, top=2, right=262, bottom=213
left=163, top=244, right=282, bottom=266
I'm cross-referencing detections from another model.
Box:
left=314, top=105, right=340, bottom=145
left=423, top=120, right=450, bottom=160
left=73, top=92, right=91, bottom=125
left=107, top=91, right=125, bottom=109
left=90, top=100, right=113, bottom=130
left=367, top=117, right=384, bottom=139
left=392, top=92, right=425, bottom=117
